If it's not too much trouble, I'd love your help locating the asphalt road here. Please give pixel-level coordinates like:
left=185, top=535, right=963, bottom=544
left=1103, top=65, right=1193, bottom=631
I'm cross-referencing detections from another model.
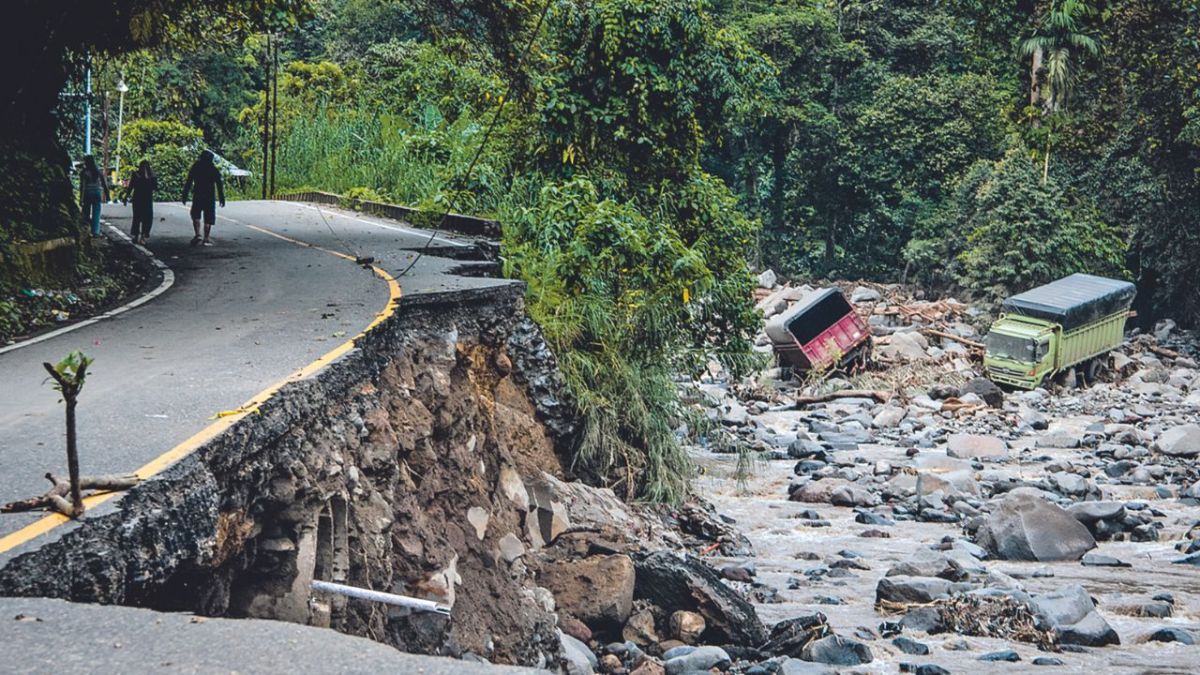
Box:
left=0, top=200, right=510, bottom=544
left=0, top=597, right=541, bottom=674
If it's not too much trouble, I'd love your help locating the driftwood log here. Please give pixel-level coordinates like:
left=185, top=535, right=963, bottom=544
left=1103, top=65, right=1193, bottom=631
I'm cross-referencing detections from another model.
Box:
left=920, top=328, right=985, bottom=351
left=1, top=472, right=139, bottom=517
left=793, top=389, right=893, bottom=407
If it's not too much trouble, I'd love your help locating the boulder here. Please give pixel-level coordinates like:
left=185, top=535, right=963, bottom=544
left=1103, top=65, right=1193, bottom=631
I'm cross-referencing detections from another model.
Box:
left=668, top=611, right=705, bottom=645
left=1030, top=584, right=1120, bottom=647
left=946, top=434, right=1008, bottom=461
left=1154, top=424, right=1200, bottom=457
left=633, top=551, right=769, bottom=646
left=851, top=286, right=882, bottom=303
left=872, top=406, right=907, bottom=429
left=561, top=631, right=598, bottom=675
left=962, top=377, right=1004, bottom=407
left=801, top=635, right=873, bottom=666
left=875, top=576, right=964, bottom=605
left=975, top=493, right=1096, bottom=561
left=830, top=485, right=882, bottom=508
left=539, top=554, right=636, bottom=627
left=664, top=645, right=730, bottom=675
left=789, top=479, right=852, bottom=504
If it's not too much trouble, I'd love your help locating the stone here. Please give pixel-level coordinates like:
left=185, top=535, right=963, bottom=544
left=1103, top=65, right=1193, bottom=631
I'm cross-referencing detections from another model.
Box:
left=668, top=611, right=706, bottom=645
left=1067, top=501, right=1125, bottom=524
left=979, top=650, right=1020, bottom=662
left=851, top=286, right=881, bottom=303
left=561, top=631, right=598, bottom=675
left=892, top=636, right=930, bottom=655
left=560, top=615, right=593, bottom=643
left=622, top=609, right=659, bottom=646
left=1032, top=657, right=1066, bottom=666
left=498, top=533, right=526, bottom=563
left=1147, top=627, right=1195, bottom=645
left=599, top=654, right=621, bottom=673
left=880, top=332, right=928, bottom=361
left=872, top=406, right=907, bottom=429
left=778, top=658, right=836, bottom=675
left=800, top=635, right=873, bottom=666
left=498, top=465, right=530, bottom=511
left=928, top=384, right=961, bottom=400
left=962, top=377, right=1003, bottom=407
left=875, top=576, right=962, bottom=605
left=946, top=434, right=1008, bottom=460
left=540, top=555, right=636, bottom=627
left=1155, top=424, right=1200, bottom=457
left=1030, top=584, right=1120, bottom=647
left=975, top=493, right=1097, bottom=561
left=900, top=607, right=946, bottom=634
left=633, top=551, right=769, bottom=646
left=664, top=645, right=730, bottom=675
left=757, top=269, right=778, bottom=289
left=466, top=507, right=489, bottom=540
left=1080, top=553, right=1129, bottom=568
left=830, top=485, right=882, bottom=508
left=789, top=479, right=852, bottom=504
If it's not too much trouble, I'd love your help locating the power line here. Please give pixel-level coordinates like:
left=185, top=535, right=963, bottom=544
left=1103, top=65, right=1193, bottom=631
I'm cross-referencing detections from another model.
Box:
left=394, top=0, right=554, bottom=278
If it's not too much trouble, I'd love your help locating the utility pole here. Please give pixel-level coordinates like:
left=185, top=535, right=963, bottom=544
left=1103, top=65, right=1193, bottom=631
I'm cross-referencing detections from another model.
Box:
left=102, top=91, right=111, bottom=192
left=115, top=78, right=128, bottom=180
left=270, top=38, right=279, bottom=198
left=261, top=33, right=272, bottom=200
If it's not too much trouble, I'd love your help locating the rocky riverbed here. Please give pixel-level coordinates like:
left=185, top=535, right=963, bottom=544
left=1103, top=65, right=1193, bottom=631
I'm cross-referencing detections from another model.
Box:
left=546, top=279, right=1199, bottom=674
left=663, top=308, right=1200, bottom=673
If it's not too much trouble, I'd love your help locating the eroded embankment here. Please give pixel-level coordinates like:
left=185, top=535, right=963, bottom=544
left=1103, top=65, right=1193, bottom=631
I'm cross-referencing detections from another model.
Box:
left=0, top=283, right=593, bottom=665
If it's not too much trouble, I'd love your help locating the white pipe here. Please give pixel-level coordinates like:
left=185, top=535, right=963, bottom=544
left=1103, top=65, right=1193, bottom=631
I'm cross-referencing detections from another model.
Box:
left=311, top=580, right=451, bottom=615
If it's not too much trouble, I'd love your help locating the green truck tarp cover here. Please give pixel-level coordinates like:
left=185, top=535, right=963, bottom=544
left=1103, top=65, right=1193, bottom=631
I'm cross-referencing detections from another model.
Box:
left=1001, top=273, right=1136, bottom=331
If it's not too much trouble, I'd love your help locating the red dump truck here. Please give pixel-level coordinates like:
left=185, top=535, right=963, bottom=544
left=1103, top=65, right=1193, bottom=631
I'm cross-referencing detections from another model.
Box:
left=765, top=288, right=872, bottom=375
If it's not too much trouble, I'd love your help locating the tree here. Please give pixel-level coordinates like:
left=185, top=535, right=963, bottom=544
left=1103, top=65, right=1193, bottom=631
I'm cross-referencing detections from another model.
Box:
left=952, top=146, right=1126, bottom=305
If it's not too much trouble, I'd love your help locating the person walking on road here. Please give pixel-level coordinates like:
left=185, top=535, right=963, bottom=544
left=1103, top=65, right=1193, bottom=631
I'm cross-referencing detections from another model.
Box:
left=123, top=160, right=157, bottom=245
left=78, top=155, right=109, bottom=237
left=181, top=149, right=225, bottom=247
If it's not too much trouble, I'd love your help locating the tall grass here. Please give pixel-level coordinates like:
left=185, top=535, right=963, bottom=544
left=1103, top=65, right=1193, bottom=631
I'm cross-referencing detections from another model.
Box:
left=239, top=106, right=515, bottom=218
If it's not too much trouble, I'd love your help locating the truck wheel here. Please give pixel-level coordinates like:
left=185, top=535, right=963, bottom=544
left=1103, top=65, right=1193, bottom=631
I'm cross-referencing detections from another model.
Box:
left=1084, top=358, right=1102, bottom=385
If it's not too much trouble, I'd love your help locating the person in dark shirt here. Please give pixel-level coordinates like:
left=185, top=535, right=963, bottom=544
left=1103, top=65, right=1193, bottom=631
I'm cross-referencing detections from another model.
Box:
left=181, top=149, right=225, bottom=247
left=123, top=160, right=157, bottom=245
left=78, top=155, right=109, bottom=237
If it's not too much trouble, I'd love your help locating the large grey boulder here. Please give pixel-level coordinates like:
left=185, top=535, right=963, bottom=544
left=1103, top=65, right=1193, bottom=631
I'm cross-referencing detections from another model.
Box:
left=1030, top=585, right=1120, bottom=647
left=975, top=493, right=1096, bottom=561
left=1155, top=424, right=1200, bottom=457
left=560, top=631, right=597, bottom=675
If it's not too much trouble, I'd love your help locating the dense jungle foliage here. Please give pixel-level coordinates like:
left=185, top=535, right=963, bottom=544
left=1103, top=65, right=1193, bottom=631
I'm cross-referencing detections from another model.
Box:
left=5, top=0, right=1199, bottom=500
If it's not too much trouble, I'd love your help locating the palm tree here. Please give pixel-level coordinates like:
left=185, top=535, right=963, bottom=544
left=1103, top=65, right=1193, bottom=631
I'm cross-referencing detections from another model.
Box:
left=1023, top=0, right=1101, bottom=114
left=1021, top=0, right=1101, bottom=181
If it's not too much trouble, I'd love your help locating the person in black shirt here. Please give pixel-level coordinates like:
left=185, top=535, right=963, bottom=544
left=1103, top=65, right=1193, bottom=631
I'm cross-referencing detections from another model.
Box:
left=123, top=160, right=157, bottom=245
left=181, top=149, right=225, bottom=246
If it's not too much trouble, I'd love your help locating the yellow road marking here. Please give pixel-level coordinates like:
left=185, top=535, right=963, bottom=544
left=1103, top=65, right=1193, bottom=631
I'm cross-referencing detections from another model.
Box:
left=0, top=218, right=401, bottom=555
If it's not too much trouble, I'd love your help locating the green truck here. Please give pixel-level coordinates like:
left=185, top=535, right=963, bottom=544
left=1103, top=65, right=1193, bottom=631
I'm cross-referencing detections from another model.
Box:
left=984, top=274, right=1136, bottom=389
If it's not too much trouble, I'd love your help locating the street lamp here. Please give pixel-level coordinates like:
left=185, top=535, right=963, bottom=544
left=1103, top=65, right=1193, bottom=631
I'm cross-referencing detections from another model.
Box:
left=114, top=78, right=129, bottom=189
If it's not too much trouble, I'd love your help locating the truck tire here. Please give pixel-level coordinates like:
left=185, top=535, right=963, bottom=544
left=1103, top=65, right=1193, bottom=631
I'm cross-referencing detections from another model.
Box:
left=1084, top=358, right=1102, bottom=385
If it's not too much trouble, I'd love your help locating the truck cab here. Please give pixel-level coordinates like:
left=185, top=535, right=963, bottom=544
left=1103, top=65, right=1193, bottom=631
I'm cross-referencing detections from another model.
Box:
left=984, top=316, right=1056, bottom=389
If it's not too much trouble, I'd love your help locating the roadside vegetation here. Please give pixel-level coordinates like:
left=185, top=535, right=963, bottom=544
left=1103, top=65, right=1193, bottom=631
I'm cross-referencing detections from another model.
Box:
left=6, top=0, right=1200, bottom=501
